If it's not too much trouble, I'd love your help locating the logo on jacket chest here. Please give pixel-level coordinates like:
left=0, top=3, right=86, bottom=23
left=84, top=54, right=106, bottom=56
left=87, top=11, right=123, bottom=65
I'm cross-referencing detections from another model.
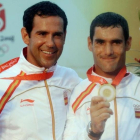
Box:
left=63, top=91, right=68, bottom=105
left=20, top=99, right=34, bottom=107
left=133, top=104, right=140, bottom=118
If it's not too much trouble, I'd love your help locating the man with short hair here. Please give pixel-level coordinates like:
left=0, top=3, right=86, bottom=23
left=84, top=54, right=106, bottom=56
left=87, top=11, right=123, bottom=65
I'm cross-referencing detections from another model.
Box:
left=0, top=1, right=80, bottom=140
left=63, top=12, right=140, bottom=140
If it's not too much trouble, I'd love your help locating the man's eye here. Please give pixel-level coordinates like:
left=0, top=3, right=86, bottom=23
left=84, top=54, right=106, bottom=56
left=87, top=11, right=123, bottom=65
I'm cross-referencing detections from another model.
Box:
left=39, top=32, right=46, bottom=36
left=113, top=40, right=122, bottom=44
left=55, top=33, right=62, bottom=37
left=96, top=41, right=104, bottom=44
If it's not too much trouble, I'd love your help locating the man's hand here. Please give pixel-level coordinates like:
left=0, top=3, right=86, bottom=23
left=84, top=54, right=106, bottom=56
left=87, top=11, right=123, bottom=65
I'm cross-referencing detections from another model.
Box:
left=90, top=96, right=113, bottom=134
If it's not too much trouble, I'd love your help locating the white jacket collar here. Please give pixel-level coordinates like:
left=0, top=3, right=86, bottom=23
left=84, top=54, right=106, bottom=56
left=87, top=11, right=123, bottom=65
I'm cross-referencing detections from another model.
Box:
left=91, top=69, right=131, bottom=87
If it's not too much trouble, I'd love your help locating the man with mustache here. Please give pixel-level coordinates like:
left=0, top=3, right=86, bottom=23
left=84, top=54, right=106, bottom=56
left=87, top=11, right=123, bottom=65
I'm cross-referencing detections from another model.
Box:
left=63, top=12, right=140, bottom=140
left=0, top=1, right=80, bottom=140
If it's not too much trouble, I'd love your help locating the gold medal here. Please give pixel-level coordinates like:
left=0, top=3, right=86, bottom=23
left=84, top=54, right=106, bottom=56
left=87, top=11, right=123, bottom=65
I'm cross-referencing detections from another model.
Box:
left=98, top=84, right=116, bottom=102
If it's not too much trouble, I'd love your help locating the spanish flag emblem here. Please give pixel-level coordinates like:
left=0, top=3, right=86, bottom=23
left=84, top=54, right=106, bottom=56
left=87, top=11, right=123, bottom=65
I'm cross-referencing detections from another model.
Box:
left=135, top=111, right=140, bottom=118
left=64, top=91, right=68, bottom=105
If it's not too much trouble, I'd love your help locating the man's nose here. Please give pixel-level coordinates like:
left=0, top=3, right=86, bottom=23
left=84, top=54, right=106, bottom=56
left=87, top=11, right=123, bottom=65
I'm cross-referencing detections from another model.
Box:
left=45, top=36, right=55, bottom=47
left=104, top=43, right=114, bottom=55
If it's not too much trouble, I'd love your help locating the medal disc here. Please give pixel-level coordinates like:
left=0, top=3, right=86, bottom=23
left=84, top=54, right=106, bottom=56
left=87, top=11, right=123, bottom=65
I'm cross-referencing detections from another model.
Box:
left=98, top=84, right=116, bottom=102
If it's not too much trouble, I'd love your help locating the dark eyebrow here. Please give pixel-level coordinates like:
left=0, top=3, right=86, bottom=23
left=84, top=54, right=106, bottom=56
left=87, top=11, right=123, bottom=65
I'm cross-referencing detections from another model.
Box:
left=35, top=31, right=64, bottom=35
left=36, top=30, right=48, bottom=34
left=54, top=31, right=63, bottom=35
left=111, top=39, right=123, bottom=43
left=94, top=39, right=105, bottom=42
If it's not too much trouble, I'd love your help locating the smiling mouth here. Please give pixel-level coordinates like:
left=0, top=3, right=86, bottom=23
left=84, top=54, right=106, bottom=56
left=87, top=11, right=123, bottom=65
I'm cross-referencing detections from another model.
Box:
left=101, top=56, right=116, bottom=59
left=104, top=58, right=115, bottom=61
left=100, top=57, right=116, bottom=62
left=104, top=58, right=115, bottom=60
left=41, top=50, right=57, bottom=54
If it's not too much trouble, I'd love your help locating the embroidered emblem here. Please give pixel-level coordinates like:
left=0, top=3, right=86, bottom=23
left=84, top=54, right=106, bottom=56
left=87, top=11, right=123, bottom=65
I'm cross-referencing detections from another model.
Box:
left=133, top=104, right=140, bottom=118
left=20, top=99, right=34, bottom=103
left=63, top=91, right=68, bottom=105
left=20, top=99, right=34, bottom=107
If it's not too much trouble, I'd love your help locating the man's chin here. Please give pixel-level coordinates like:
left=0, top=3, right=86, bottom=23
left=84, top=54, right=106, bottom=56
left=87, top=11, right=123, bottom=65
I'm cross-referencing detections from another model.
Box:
left=102, top=67, right=117, bottom=73
left=103, top=68, right=121, bottom=76
left=43, top=62, right=56, bottom=69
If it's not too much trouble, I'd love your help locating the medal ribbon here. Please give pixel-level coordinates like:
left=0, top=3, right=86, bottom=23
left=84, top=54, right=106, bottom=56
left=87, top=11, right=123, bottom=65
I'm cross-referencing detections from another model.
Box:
left=72, top=66, right=127, bottom=113
left=87, top=66, right=127, bottom=86
left=1, top=71, right=53, bottom=80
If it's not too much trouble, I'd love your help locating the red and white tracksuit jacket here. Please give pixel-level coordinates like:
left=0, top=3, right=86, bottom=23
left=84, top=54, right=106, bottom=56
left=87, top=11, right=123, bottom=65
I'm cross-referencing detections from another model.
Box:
left=63, top=71, right=140, bottom=140
left=0, top=48, right=81, bottom=140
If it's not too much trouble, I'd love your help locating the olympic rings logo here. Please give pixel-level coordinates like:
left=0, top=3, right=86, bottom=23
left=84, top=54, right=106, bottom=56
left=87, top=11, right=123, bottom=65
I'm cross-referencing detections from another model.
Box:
left=0, top=44, right=9, bottom=57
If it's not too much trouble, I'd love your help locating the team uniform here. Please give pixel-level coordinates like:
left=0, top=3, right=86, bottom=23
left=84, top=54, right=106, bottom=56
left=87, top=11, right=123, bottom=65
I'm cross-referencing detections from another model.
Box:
left=63, top=69, right=140, bottom=140
left=0, top=47, right=81, bottom=140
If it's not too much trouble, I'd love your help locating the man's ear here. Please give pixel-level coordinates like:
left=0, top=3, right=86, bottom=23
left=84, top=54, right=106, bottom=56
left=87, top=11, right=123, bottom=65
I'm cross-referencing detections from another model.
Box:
left=125, top=36, right=132, bottom=51
left=21, top=27, right=30, bottom=45
left=88, top=36, right=93, bottom=52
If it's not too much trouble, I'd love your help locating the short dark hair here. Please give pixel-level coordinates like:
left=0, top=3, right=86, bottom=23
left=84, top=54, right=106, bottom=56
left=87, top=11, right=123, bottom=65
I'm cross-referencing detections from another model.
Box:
left=90, top=12, right=129, bottom=42
left=23, top=1, right=68, bottom=36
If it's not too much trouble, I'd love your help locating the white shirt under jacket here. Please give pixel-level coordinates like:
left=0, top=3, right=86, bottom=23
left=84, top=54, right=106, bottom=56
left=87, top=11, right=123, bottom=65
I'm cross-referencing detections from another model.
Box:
left=63, top=71, right=140, bottom=140
left=0, top=48, right=81, bottom=140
